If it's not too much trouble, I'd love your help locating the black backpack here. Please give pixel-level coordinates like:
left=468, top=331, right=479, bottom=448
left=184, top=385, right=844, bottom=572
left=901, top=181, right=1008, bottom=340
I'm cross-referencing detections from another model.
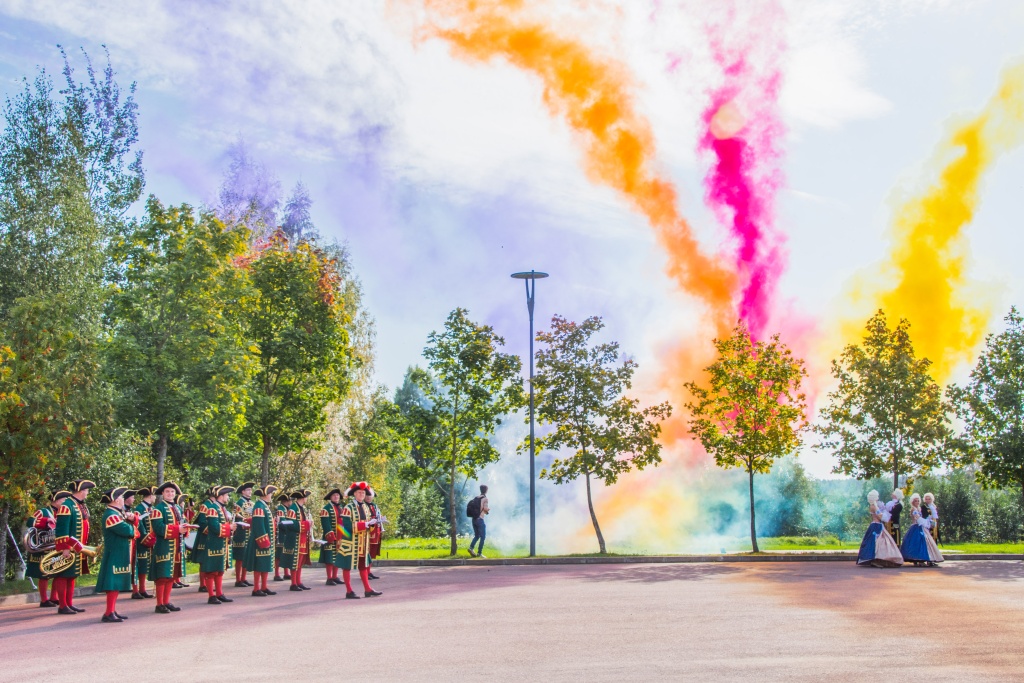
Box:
left=466, top=495, right=483, bottom=519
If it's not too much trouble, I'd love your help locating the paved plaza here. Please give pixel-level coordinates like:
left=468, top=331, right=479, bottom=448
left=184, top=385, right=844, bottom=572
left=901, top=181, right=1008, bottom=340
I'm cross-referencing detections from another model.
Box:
left=1, top=561, right=1023, bottom=681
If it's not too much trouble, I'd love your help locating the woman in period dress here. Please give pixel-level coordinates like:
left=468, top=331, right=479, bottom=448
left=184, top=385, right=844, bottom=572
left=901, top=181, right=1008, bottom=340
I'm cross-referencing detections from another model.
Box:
left=856, top=490, right=904, bottom=568
left=900, top=493, right=944, bottom=567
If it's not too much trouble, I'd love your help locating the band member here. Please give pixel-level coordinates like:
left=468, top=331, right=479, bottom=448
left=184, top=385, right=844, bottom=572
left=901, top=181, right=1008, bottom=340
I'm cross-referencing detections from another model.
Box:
left=244, top=485, right=280, bottom=597
left=151, top=482, right=192, bottom=613
left=190, top=487, right=211, bottom=592
left=283, top=489, right=314, bottom=591
left=53, top=479, right=96, bottom=615
left=365, top=488, right=383, bottom=580
left=197, top=485, right=237, bottom=604
left=232, top=481, right=256, bottom=587
left=25, top=489, right=69, bottom=608
left=132, top=486, right=156, bottom=599
left=175, top=493, right=194, bottom=588
left=96, top=487, right=140, bottom=622
left=338, top=482, right=382, bottom=599
left=319, top=488, right=343, bottom=586
left=274, top=493, right=292, bottom=582
left=884, top=488, right=905, bottom=545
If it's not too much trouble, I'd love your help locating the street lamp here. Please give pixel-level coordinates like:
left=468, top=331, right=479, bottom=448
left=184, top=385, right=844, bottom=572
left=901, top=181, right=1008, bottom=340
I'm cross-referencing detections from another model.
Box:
left=511, top=269, right=548, bottom=557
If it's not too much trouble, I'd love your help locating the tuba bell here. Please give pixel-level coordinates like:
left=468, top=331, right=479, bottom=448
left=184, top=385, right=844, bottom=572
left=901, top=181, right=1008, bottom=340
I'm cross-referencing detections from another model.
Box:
left=38, top=544, right=101, bottom=577
left=22, top=526, right=56, bottom=553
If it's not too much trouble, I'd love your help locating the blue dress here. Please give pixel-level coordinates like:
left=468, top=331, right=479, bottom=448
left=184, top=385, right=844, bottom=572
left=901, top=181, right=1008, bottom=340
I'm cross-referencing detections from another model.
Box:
left=856, top=509, right=903, bottom=567
left=900, top=509, right=943, bottom=563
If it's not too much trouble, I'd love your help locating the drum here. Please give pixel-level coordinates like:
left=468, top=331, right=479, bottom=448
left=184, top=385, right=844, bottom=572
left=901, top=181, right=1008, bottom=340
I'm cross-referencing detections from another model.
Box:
left=184, top=529, right=198, bottom=550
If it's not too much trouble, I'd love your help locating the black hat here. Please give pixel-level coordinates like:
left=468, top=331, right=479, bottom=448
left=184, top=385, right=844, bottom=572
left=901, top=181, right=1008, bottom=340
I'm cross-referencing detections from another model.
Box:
left=256, top=484, right=279, bottom=498
left=276, top=493, right=291, bottom=503
left=176, top=493, right=191, bottom=506
left=323, top=488, right=342, bottom=501
left=237, top=481, right=256, bottom=494
left=100, top=487, right=130, bottom=505
left=70, top=479, right=96, bottom=493
left=155, top=481, right=181, bottom=496
left=123, top=488, right=137, bottom=500
left=135, top=486, right=154, bottom=497
left=214, top=485, right=236, bottom=498
left=291, top=488, right=312, bottom=500
left=50, top=489, right=72, bottom=503
left=344, top=481, right=369, bottom=497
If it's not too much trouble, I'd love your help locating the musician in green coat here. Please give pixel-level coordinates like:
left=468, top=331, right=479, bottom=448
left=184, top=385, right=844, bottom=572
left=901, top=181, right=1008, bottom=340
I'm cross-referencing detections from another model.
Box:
left=274, top=493, right=292, bottom=582
left=53, top=479, right=96, bottom=614
left=283, top=489, right=313, bottom=591
left=132, top=486, right=156, bottom=599
left=95, top=487, right=140, bottom=623
left=232, top=481, right=256, bottom=587
left=26, top=489, right=69, bottom=608
left=244, top=484, right=279, bottom=597
left=150, top=481, right=189, bottom=613
left=175, top=493, right=194, bottom=588
left=319, top=488, right=342, bottom=586
left=197, top=485, right=236, bottom=604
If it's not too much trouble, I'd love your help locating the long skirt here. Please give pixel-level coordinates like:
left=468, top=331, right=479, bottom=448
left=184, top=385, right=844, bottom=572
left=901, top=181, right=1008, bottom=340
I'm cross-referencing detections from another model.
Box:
left=857, top=522, right=904, bottom=567
left=901, top=524, right=944, bottom=563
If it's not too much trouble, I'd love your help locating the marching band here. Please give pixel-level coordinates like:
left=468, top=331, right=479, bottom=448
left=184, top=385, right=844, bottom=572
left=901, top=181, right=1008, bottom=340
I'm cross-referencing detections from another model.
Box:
left=19, top=479, right=386, bottom=622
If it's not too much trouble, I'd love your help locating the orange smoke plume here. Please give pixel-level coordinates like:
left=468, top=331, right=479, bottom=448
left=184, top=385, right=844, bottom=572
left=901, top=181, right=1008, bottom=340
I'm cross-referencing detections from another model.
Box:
left=414, top=0, right=736, bottom=331
left=844, top=59, right=1024, bottom=382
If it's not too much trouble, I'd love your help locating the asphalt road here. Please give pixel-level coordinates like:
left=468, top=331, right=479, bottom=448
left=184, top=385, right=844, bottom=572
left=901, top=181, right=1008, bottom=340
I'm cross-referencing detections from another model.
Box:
left=1, top=561, right=1022, bottom=681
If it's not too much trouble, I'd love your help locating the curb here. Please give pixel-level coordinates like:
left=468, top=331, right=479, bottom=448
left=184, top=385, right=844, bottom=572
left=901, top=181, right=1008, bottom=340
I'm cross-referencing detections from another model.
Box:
left=0, top=573, right=203, bottom=609
left=372, top=553, right=1024, bottom=567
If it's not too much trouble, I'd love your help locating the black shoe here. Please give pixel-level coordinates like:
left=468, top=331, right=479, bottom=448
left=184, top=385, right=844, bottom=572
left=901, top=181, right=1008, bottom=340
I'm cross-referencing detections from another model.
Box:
left=263, top=589, right=277, bottom=595
left=208, top=596, right=221, bottom=605
left=345, top=591, right=360, bottom=599
left=234, top=581, right=247, bottom=588
left=289, top=585, right=304, bottom=592
left=365, top=589, right=382, bottom=597
left=114, top=612, right=129, bottom=620
left=166, top=603, right=181, bottom=612
left=368, top=573, right=380, bottom=580
left=155, top=605, right=170, bottom=614
left=216, top=594, right=233, bottom=603
left=42, top=599, right=59, bottom=607
left=326, top=580, right=336, bottom=586
left=198, top=585, right=208, bottom=592
left=57, top=606, right=77, bottom=615
left=243, top=580, right=253, bottom=587
left=101, top=613, right=123, bottom=623
left=141, top=591, right=155, bottom=599
left=299, top=584, right=312, bottom=591
left=172, top=582, right=185, bottom=589
left=69, top=605, right=85, bottom=613
left=131, top=592, right=144, bottom=600
left=273, top=575, right=284, bottom=582
left=251, top=590, right=267, bottom=597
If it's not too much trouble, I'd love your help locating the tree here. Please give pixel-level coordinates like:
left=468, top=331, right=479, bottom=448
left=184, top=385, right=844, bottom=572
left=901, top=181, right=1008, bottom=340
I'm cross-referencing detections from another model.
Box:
left=686, top=323, right=807, bottom=552
left=242, top=235, right=354, bottom=485
left=532, top=315, right=671, bottom=554
left=0, top=51, right=141, bottom=584
left=405, top=309, right=524, bottom=556
left=217, top=139, right=280, bottom=237
left=282, top=181, right=317, bottom=244
left=106, top=198, right=256, bottom=484
left=817, top=310, right=951, bottom=490
left=948, top=307, right=1024, bottom=502
left=342, top=392, right=410, bottom=528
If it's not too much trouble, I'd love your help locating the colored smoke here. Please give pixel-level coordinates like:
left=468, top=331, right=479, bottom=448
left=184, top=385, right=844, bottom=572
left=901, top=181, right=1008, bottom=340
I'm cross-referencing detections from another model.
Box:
left=845, top=59, right=1024, bottom=383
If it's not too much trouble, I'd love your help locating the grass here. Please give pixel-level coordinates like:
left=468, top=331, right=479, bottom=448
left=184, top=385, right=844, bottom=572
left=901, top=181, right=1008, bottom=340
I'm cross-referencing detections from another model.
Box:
left=1, top=562, right=202, bottom=597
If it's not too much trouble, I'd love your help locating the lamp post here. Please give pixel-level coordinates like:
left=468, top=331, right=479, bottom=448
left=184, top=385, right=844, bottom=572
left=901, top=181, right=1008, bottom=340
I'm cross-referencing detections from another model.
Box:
left=511, top=270, right=548, bottom=557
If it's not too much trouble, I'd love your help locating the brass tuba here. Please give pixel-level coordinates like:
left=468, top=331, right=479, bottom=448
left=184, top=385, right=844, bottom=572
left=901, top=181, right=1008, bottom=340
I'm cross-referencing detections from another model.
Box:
left=22, top=527, right=56, bottom=553
left=38, top=544, right=101, bottom=577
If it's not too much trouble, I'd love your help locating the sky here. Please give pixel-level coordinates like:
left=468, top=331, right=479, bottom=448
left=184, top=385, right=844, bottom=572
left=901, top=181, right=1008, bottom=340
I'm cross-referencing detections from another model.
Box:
left=2, top=0, right=1023, bottom=550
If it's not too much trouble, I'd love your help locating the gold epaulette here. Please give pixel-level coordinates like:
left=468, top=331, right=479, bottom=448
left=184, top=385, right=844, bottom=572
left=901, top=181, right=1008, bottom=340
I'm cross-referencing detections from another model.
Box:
left=252, top=507, right=265, bottom=517
left=320, top=508, right=329, bottom=517
left=57, top=504, right=71, bottom=516
left=340, top=507, right=352, bottom=518
left=106, top=514, right=124, bottom=528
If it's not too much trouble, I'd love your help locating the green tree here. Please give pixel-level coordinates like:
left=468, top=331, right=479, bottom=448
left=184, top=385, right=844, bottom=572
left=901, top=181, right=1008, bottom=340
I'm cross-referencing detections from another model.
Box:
left=817, top=310, right=951, bottom=490
left=106, top=198, right=256, bottom=483
left=948, top=307, right=1024, bottom=502
left=686, top=323, right=808, bottom=553
left=532, top=315, right=671, bottom=554
left=0, top=51, right=141, bottom=584
left=242, top=235, right=354, bottom=484
left=343, top=391, right=411, bottom=526
left=405, top=309, right=524, bottom=556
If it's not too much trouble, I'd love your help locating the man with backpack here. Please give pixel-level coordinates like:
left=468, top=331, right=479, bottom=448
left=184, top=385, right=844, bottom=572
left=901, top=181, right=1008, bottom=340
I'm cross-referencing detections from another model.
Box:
left=467, top=485, right=490, bottom=558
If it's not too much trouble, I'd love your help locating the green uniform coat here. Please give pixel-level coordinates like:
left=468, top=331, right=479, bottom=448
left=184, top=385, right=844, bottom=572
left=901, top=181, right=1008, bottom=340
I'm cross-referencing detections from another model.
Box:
left=231, top=495, right=254, bottom=561
left=319, top=502, right=340, bottom=566
left=134, top=501, right=155, bottom=578
left=24, top=506, right=56, bottom=580
left=150, top=499, right=184, bottom=581
left=243, top=498, right=276, bottom=573
left=54, top=497, right=92, bottom=578
left=95, top=507, right=138, bottom=592
left=279, top=501, right=311, bottom=571
left=196, top=498, right=232, bottom=574
left=275, top=503, right=289, bottom=559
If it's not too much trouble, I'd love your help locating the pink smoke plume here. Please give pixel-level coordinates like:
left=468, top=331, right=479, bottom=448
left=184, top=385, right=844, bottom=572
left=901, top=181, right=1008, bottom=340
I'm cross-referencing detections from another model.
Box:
left=698, top=2, right=787, bottom=339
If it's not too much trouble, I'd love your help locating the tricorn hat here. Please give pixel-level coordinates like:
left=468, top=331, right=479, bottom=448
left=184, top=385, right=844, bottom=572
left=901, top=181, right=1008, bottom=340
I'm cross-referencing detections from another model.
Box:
left=135, top=486, right=154, bottom=498
left=237, top=481, right=257, bottom=494
left=70, top=479, right=96, bottom=493
left=323, top=488, right=342, bottom=501
left=214, top=485, right=236, bottom=498
left=50, top=489, right=72, bottom=503
left=276, top=493, right=291, bottom=504
left=155, top=481, right=181, bottom=496
left=344, top=481, right=369, bottom=497
left=255, top=484, right=279, bottom=498
left=290, top=488, right=312, bottom=500
left=176, top=493, right=191, bottom=506
left=100, top=487, right=130, bottom=505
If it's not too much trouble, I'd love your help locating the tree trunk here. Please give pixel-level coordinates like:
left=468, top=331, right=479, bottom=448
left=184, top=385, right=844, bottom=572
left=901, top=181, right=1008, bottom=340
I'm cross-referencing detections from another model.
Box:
left=0, top=501, right=9, bottom=585
left=893, top=464, right=899, bottom=492
left=156, top=433, right=168, bottom=485
left=585, top=472, right=606, bottom=554
left=449, top=453, right=458, bottom=557
left=748, top=467, right=759, bottom=553
left=261, top=435, right=273, bottom=486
